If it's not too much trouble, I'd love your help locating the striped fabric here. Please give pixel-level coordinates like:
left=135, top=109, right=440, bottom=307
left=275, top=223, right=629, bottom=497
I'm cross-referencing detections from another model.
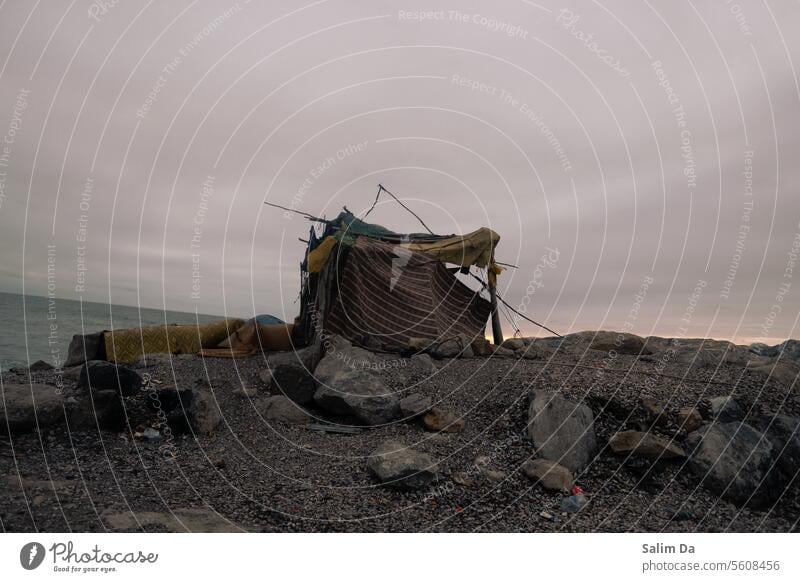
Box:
left=324, top=237, right=490, bottom=347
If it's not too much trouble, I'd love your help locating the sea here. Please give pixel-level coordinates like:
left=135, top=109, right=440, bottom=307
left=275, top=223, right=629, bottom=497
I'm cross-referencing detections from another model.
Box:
left=0, top=292, right=222, bottom=370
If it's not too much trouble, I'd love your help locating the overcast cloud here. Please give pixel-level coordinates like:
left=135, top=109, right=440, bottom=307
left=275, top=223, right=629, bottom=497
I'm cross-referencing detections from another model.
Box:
left=1, top=0, right=798, bottom=343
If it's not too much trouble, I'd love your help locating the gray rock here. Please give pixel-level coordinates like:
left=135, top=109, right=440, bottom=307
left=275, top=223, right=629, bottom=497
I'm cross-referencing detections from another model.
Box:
left=258, top=395, right=310, bottom=425
left=398, top=393, right=433, bottom=418
left=77, top=361, right=143, bottom=396
left=0, top=383, right=65, bottom=433
left=587, top=331, right=650, bottom=355
left=677, top=407, right=703, bottom=433
left=522, top=458, right=574, bottom=492
left=63, top=331, right=106, bottom=368
left=687, top=422, right=783, bottom=507
left=367, top=441, right=438, bottom=490
left=260, top=360, right=316, bottom=405
left=313, top=345, right=399, bottom=425
left=411, top=353, right=437, bottom=375
left=752, top=414, right=800, bottom=478
left=150, top=386, right=222, bottom=435
left=608, top=431, right=685, bottom=459
left=708, top=396, right=745, bottom=423
left=501, top=338, right=526, bottom=351
left=28, top=360, right=54, bottom=372
left=102, top=508, right=242, bottom=532
left=66, top=389, right=124, bottom=431
left=527, top=390, right=597, bottom=473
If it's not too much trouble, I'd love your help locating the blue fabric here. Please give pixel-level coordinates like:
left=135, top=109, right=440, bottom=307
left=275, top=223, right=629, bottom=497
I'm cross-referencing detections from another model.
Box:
left=254, top=314, right=284, bottom=325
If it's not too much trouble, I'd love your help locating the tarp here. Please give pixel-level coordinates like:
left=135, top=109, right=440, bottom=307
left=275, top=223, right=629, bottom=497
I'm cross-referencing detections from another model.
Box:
left=323, top=237, right=491, bottom=348
left=400, top=226, right=500, bottom=268
left=104, top=319, right=245, bottom=364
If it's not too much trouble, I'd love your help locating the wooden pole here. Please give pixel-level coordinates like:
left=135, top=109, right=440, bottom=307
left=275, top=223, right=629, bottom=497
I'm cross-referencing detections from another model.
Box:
left=489, top=283, right=503, bottom=346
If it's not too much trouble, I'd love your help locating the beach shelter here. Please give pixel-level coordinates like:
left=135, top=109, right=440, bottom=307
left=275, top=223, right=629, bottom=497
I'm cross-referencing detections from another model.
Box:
left=294, top=204, right=504, bottom=353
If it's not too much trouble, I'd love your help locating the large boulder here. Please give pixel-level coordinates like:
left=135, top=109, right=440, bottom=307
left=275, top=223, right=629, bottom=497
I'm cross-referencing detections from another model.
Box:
left=752, top=414, right=800, bottom=479
left=313, top=345, right=399, bottom=425
left=367, top=441, right=438, bottom=490
left=398, top=394, right=433, bottom=419
left=527, top=391, right=597, bottom=473
left=708, top=396, right=745, bottom=423
left=608, top=431, right=685, bottom=459
left=77, top=361, right=143, bottom=396
left=149, top=386, right=222, bottom=435
left=66, top=390, right=124, bottom=431
left=260, top=361, right=316, bottom=405
left=63, top=332, right=106, bottom=368
left=0, top=383, right=65, bottom=434
left=587, top=331, right=650, bottom=355
left=687, top=422, right=783, bottom=507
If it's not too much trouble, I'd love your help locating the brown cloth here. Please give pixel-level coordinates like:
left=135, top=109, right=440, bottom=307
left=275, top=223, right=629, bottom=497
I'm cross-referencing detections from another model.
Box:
left=324, top=237, right=491, bottom=348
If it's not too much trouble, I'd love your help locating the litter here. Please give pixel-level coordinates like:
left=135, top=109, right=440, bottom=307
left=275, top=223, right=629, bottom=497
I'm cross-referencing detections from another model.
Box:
left=560, top=493, right=588, bottom=513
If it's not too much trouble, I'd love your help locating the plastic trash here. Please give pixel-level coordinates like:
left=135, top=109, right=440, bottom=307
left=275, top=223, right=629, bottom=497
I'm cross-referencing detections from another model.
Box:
left=560, top=493, right=588, bottom=513
left=571, top=484, right=584, bottom=496
left=142, top=427, right=161, bottom=441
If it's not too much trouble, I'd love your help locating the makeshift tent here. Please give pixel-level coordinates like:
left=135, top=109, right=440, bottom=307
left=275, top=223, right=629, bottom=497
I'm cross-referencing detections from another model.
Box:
left=295, top=207, right=502, bottom=352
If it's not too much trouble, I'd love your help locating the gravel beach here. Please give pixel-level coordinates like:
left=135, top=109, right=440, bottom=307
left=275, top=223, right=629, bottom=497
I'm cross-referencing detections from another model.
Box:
left=2, top=335, right=799, bottom=533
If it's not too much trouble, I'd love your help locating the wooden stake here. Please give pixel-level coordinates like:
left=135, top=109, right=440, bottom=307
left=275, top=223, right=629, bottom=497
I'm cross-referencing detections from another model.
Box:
left=489, top=284, right=503, bottom=345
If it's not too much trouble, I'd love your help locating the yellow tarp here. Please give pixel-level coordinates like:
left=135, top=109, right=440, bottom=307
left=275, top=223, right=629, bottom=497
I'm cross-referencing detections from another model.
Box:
left=104, top=318, right=245, bottom=364
left=307, top=236, right=338, bottom=273
left=401, top=227, right=500, bottom=268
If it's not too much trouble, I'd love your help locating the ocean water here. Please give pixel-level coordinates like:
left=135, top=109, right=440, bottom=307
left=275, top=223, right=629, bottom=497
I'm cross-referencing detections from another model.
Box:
left=0, top=292, right=222, bottom=369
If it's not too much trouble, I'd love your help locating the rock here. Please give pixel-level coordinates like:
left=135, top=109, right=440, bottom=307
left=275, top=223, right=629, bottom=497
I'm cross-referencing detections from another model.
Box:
left=150, top=387, right=222, bottom=435
left=234, top=383, right=259, bottom=398
left=430, top=337, right=461, bottom=359
left=708, top=396, right=745, bottom=422
left=639, top=399, right=668, bottom=427
left=470, top=337, right=494, bottom=356
left=492, top=346, right=516, bottom=357
left=527, top=390, right=597, bottom=473
left=422, top=407, right=465, bottom=433
left=518, top=343, right=548, bottom=360
left=522, top=458, right=574, bottom=492
left=0, top=383, right=65, bottom=434
left=407, top=337, right=433, bottom=352
left=313, top=345, right=399, bottom=425
left=750, top=359, right=800, bottom=389
left=77, top=361, right=143, bottom=396
left=258, top=395, right=311, bottom=425
left=142, top=427, right=161, bottom=441
left=63, top=332, right=106, bottom=368
left=66, top=389, right=124, bottom=431
left=28, top=360, right=54, bottom=372
left=588, top=331, right=650, bottom=355
left=399, top=394, right=433, bottom=418
left=260, top=361, right=316, bottom=405
left=608, top=431, right=685, bottom=459
left=102, top=508, right=242, bottom=532
left=501, top=338, right=526, bottom=351
left=61, top=366, right=83, bottom=381
left=677, top=407, right=703, bottom=433
left=752, top=414, right=800, bottom=478
left=687, top=422, right=783, bottom=507
left=367, top=441, right=438, bottom=490
left=411, top=353, right=437, bottom=376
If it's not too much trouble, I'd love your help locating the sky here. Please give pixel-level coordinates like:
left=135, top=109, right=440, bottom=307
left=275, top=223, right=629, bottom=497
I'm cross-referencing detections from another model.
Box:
left=0, top=0, right=798, bottom=344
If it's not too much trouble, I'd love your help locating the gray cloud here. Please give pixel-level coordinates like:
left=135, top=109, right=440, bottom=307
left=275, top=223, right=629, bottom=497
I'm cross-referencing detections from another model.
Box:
left=0, top=0, right=798, bottom=343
